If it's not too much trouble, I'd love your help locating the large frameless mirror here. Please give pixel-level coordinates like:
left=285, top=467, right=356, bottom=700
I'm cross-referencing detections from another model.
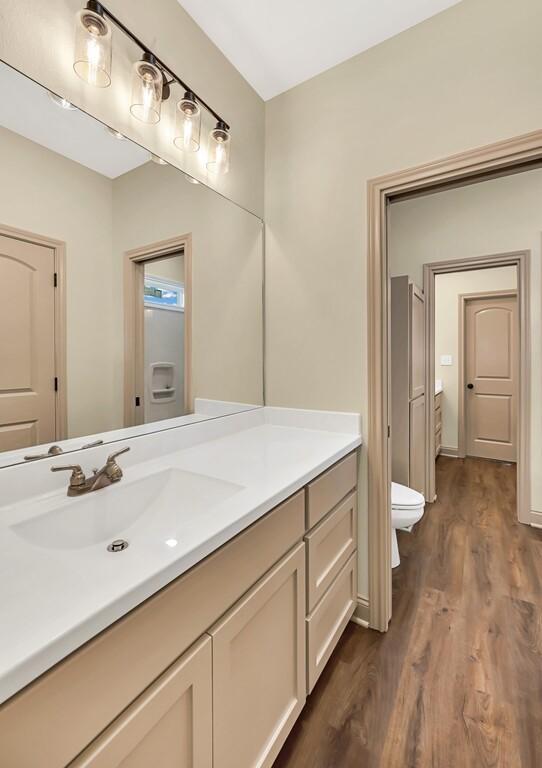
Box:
left=0, top=60, right=264, bottom=469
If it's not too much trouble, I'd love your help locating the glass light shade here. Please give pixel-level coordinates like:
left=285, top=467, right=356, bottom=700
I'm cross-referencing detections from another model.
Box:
left=173, top=93, right=201, bottom=152
left=73, top=8, right=112, bottom=88
left=130, top=57, right=163, bottom=124
left=206, top=123, right=231, bottom=174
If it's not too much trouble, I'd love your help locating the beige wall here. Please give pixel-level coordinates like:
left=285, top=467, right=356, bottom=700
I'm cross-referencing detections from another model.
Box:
left=113, top=161, right=264, bottom=409
left=389, top=169, right=542, bottom=515
left=265, top=0, right=542, bottom=599
left=434, top=267, right=517, bottom=451
left=0, top=125, right=116, bottom=438
left=0, top=0, right=264, bottom=216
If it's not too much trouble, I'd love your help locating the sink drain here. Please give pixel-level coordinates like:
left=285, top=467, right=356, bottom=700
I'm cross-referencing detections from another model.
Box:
left=107, top=539, right=129, bottom=553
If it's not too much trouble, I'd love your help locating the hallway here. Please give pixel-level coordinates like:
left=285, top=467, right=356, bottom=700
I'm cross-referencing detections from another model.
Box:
left=274, top=457, right=542, bottom=767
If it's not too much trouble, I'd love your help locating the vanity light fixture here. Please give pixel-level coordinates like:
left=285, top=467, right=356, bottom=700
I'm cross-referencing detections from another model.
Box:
left=130, top=53, right=165, bottom=125
left=207, top=121, right=231, bottom=175
left=73, top=2, right=231, bottom=167
left=48, top=92, right=77, bottom=110
left=174, top=91, right=201, bottom=152
left=73, top=1, right=112, bottom=88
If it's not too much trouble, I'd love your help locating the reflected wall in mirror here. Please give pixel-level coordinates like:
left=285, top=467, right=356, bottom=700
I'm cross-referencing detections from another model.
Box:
left=0, top=61, right=264, bottom=468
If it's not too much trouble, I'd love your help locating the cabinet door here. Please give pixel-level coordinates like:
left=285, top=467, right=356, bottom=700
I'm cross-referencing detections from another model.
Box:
left=70, top=637, right=212, bottom=768
left=409, top=283, right=425, bottom=400
left=210, top=543, right=306, bottom=768
left=409, top=394, right=426, bottom=495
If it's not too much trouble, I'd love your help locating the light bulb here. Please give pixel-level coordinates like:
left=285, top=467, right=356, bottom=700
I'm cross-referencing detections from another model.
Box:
left=73, top=4, right=112, bottom=88
left=174, top=92, right=201, bottom=152
left=130, top=54, right=163, bottom=125
left=207, top=121, right=231, bottom=174
left=105, top=126, right=125, bottom=140
left=48, top=92, right=77, bottom=110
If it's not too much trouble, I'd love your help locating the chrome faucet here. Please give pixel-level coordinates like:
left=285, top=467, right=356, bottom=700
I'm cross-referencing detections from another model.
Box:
left=51, top=447, right=131, bottom=497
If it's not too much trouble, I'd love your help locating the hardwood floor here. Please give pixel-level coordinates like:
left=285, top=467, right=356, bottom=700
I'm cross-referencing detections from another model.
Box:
left=274, top=457, right=542, bottom=768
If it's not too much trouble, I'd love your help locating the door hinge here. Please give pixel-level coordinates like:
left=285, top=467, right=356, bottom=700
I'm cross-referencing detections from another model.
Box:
left=53, top=272, right=58, bottom=288
left=54, top=377, right=58, bottom=392
left=135, top=396, right=141, bottom=407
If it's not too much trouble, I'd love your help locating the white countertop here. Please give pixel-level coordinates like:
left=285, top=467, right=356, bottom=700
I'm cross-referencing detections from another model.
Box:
left=0, top=407, right=361, bottom=704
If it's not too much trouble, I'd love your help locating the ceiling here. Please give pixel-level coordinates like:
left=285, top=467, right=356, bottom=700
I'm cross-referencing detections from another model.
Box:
left=178, top=0, right=462, bottom=101
left=0, top=63, right=149, bottom=178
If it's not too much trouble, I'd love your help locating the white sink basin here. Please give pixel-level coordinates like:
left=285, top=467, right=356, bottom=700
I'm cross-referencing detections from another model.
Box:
left=10, top=468, right=244, bottom=550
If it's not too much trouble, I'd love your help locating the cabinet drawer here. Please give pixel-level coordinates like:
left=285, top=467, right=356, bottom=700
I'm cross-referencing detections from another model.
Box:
left=306, top=452, right=357, bottom=529
left=70, top=636, right=212, bottom=768
left=210, top=543, right=306, bottom=768
left=306, top=552, right=357, bottom=693
left=305, top=491, right=357, bottom=612
left=0, top=491, right=305, bottom=768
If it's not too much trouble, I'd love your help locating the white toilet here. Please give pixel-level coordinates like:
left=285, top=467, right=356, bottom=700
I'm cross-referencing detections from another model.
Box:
left=391, top=482, right=425, bottom=568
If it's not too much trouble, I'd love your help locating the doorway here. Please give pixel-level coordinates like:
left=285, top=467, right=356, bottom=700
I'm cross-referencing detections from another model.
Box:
left=124, top=234, right=192, bottom=427
left=0, top=224, right=66, bottom=452
left=367, top=130, right=542, bottom=632
left=423, top=253, right=529, bottom=512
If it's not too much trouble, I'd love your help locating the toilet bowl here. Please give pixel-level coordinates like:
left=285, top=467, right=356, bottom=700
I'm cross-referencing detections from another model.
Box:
left=391, top=482, right=425, bottom=568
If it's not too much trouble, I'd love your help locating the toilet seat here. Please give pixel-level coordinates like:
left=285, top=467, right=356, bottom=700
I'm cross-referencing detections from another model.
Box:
left=391, top=482, right=424, bottom=510
left=391, top=482, right=425, bottom=568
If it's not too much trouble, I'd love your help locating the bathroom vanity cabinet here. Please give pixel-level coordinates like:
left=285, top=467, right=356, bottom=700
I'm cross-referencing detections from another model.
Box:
left=0, top=451, right=358, bottom=768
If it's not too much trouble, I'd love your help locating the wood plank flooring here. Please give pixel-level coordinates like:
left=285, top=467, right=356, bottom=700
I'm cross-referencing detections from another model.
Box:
left=274, top=457, right=542, bottom=768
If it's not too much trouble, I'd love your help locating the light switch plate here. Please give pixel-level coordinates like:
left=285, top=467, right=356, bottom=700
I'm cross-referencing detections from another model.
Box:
left=440, top=354, right=453, bottom=366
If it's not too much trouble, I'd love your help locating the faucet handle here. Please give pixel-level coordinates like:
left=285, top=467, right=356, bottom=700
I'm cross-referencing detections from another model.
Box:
left=107, top=446, right=130, bottom=463
left=51, top=464, right=86, bottom=487
left=25, top=445, right=63, bottom=461
left=104, top=446, right=130, bottom=482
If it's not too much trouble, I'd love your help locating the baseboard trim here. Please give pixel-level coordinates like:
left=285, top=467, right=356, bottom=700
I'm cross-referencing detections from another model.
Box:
left=351, top=594, right=370, bottom=628
left=439, top=446, right=459, bottom=458
left=530, top=509, right=542, bottom=528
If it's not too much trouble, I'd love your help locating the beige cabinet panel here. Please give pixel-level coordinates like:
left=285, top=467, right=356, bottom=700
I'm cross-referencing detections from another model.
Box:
left=409, top=283, right=425, bottom=401
left=210, top=543, right=306, bottom=768
left=409, top=395, right=426, bottom=495
left=305, top=490, right=357, bottom=612
left=306, top=552, right=357, bottom=693
left=71, top=636, right=212, bottom=768
left=306, top=451, right=357, bottom=529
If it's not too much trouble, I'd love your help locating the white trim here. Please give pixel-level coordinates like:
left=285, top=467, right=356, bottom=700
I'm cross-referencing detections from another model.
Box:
left=439, top=446, right=459, bottom=458
left=352, top=594, right=370, bottom=627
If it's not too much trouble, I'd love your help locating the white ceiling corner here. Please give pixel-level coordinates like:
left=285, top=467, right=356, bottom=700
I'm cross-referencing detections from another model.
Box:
left=177, top=0, right=462, bottom=100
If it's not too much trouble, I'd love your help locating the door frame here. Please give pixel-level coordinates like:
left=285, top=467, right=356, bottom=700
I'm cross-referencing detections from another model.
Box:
left=124, top=233, right=192, bottom=427
left=458, top=287, right=519, bottom=461
left=424, top=256, right=529, bottom=511
left=367, top=129, right=542, bottom=632
left=0, top=222, right=67, bottom=441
